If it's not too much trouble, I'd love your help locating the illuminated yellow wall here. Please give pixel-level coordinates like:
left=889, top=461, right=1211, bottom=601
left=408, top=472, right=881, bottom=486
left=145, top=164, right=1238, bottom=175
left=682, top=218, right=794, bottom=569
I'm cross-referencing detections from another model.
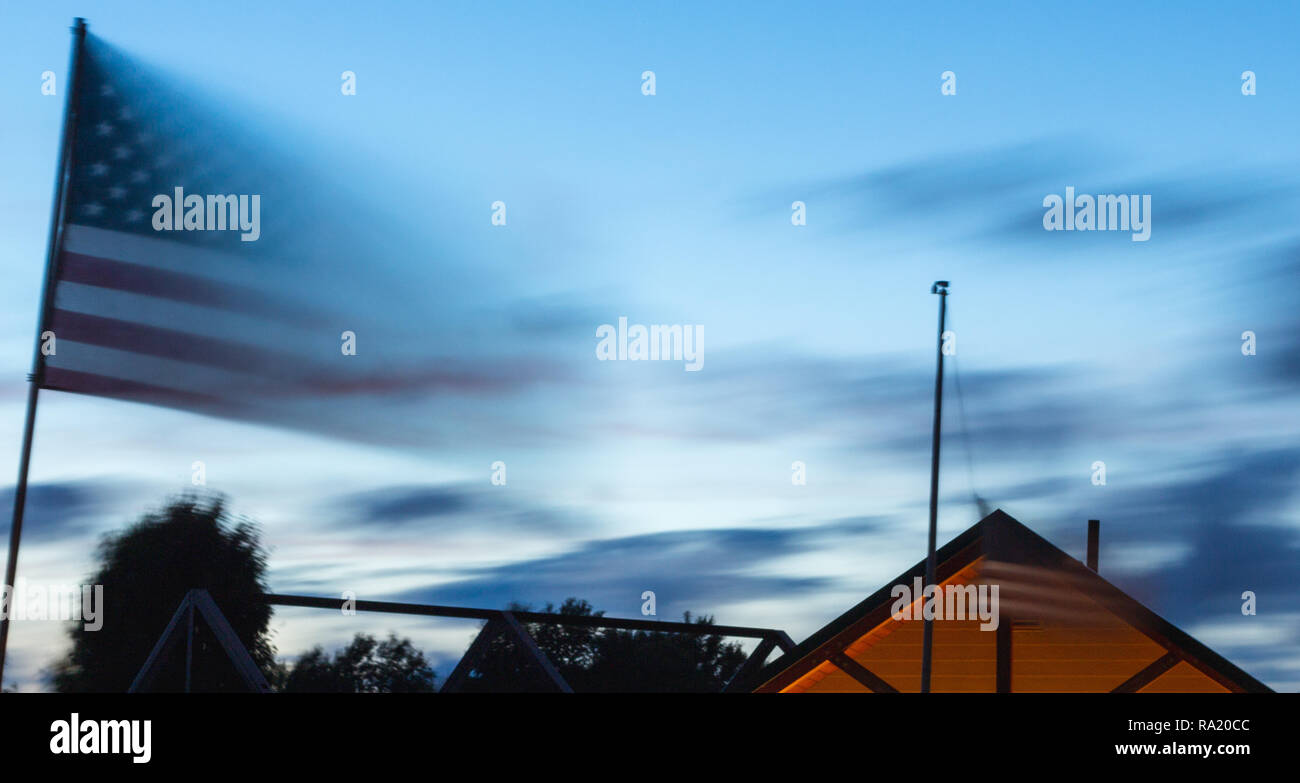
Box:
left=782, top=557, right=1231, bottom=693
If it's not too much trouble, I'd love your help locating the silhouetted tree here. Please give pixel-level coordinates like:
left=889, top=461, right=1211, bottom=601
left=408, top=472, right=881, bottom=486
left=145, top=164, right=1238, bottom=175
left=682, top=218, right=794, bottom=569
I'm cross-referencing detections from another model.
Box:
left=462, top=598, right=602, bottom=692
left=583, top=612, right=748, bottom=692
left=51, top=495, right=274, bottom=692
left=279, top=633, right=436, bottom=692
left=461, top=598, right=747, bottom=692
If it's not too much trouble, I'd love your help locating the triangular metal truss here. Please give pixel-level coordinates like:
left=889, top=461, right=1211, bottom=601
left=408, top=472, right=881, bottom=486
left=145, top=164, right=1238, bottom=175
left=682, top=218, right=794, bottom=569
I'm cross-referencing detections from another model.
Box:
left=440, top=612, right=573, bottom=692
left=129, top=589, right=272, bottom=693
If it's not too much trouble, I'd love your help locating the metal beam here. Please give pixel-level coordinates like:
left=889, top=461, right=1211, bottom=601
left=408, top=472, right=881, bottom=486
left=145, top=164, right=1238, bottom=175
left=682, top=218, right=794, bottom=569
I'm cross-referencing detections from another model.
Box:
left=268, top=593, right=498, bottom=621
left=1112, top=652, right=1180, bottom=693
left=499, top=612, right=571, bottom=693
left=189, top=590, right=273, bottom=693
left=772, top=631, right=797, bottom=653
left=722, top=637, right=776, bottom=693
left=184, top=601, right=195, bottom=693
left=439, top=619, right=504, bottom=693
left=828, top=652, right=899, bottom=693
left=996, top=618, right=1011, bottom=693
left=265, top=593, right=785, bottom=639
left=128, top=592, right=195, bottom=693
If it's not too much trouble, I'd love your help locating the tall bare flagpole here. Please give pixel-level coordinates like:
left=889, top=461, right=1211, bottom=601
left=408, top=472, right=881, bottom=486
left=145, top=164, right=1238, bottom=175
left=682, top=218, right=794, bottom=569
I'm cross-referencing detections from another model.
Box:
left=0, top=17, right=87, bottom=685
left=920, top=280, right=948, bottom=693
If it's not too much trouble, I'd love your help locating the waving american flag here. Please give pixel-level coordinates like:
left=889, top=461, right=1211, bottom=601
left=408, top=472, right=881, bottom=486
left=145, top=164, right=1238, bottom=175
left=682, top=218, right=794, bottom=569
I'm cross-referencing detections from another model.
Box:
left=37, top=35, right=545, bottom=445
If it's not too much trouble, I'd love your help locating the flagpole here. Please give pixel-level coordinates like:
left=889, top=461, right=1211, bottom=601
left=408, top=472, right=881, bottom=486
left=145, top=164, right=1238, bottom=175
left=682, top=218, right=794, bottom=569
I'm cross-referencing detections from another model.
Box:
left=0, top=17, right=87, bottom=685
left=920, top=280, right=948, bottom=694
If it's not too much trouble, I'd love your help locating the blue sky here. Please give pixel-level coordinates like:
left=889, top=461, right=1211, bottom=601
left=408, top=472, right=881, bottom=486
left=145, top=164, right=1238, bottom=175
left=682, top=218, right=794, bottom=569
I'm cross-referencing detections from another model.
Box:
left=0, top=1, right=1297, bottom=690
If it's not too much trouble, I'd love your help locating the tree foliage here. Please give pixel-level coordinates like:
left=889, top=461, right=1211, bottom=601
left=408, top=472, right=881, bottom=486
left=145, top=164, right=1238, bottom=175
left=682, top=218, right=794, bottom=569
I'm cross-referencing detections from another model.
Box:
left=462, top=598, right=748, bottom=692
left=278, top=633, right=437, bottom=693
left=51, top=495, right=274, bottom=692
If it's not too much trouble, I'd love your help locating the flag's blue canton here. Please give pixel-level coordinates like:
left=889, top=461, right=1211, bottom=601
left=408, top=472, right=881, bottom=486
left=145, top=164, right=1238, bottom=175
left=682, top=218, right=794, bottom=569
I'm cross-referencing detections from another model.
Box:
left=65, top=42, right=246, bottom=246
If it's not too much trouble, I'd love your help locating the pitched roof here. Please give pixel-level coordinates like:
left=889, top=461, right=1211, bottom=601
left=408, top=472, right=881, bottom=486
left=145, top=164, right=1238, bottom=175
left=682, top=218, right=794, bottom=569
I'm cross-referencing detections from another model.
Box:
left=752, top=510, right=1271, bottom=693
